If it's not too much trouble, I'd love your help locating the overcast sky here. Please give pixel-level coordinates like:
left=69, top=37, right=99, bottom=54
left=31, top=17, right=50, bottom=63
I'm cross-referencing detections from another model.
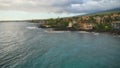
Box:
left=0, top=0, right=120, bottom=20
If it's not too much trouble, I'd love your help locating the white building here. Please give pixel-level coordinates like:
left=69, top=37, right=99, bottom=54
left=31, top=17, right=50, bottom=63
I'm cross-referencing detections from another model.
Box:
left=68, top=22, right=73, bottom=28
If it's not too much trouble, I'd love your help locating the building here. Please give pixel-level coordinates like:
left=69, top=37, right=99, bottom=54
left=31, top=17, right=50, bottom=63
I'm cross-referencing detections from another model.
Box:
left=73, top=20, right=77, bottom=24
left=82, top=23, right=93, bottom=30
left=94, top=16, right=102, bottom=24
left=79, top=23, right=93, bottom=30
left=82, top=16, right=90, bottom=20
left=68, top=22, right=73, bottom=28
left=112, top=21, right=120, bottom=30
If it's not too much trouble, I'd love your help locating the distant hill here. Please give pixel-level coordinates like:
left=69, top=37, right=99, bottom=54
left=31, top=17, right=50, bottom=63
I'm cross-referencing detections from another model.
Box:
left=83, top=7, right=120, bottom=16
left=103, top=7, right=120, bottom=12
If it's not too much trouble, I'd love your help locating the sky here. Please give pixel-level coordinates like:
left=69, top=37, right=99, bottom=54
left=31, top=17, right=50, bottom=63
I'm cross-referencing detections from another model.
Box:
left=0, top=0, right=120, bottom=20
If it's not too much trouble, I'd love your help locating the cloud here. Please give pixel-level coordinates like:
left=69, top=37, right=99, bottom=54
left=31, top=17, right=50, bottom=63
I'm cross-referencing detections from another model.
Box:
left=67, top=0, right=120, bottom=13
left=0, top=0, right=120, bottom=13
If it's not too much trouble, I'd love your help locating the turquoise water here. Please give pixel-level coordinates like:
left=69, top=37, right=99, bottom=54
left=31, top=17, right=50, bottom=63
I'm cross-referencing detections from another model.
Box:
left=0, top=22, right=120, bottom=68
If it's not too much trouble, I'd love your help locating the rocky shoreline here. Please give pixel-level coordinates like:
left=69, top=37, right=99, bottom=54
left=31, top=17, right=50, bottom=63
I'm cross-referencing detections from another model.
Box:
left=38, top=26, right=120, bottom=35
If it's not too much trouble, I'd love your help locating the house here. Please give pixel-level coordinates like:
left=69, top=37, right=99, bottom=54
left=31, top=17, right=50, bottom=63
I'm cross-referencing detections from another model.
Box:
left=112, top=21, right=120, bottom=30
left=79, top=23, right=93, bottom=30
left=82, top=23, right=93, bottom=30
left=94, top=16, right=102, bottom=24
left=68, top=22, right=73, bottom=28
left=73, top=20, right=77, bottom=24
left=67, top=20, right=77, bottom=28
left=82, top=16, right=90, bottom=20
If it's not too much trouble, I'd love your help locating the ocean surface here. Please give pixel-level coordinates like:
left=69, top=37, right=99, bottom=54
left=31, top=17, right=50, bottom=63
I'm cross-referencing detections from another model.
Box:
left=0, top=22, right=120, bottom=68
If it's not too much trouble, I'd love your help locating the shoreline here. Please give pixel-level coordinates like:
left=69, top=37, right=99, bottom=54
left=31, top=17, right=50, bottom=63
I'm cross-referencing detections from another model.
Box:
left=39, top=27, right=120, bottom=35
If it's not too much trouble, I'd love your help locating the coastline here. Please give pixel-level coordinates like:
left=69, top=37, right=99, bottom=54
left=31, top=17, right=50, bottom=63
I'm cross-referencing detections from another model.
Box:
left=39, top=26, right=120, bottom=35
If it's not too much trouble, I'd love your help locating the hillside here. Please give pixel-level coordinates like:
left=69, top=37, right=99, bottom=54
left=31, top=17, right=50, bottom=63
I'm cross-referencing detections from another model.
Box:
left=82, top=7, right=120, bottom=16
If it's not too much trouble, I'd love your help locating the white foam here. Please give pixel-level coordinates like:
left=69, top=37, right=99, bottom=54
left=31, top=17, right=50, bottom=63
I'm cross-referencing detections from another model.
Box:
left=93, top=33, right=99, bottom=35
left=77, top=31, right=89, bottom=33
left=45, top=30, right=66, bottom=33
left=26, top=27, right=38, bottom=29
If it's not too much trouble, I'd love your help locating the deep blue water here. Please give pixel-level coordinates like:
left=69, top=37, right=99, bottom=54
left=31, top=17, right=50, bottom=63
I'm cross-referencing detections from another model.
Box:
left=0, top=22, right=120, bottom=68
